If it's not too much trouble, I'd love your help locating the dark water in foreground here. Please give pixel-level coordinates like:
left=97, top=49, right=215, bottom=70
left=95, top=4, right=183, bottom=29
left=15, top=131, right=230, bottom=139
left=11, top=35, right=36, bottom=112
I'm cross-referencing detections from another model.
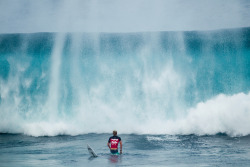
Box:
left=0, top=133, right=250, bottom=167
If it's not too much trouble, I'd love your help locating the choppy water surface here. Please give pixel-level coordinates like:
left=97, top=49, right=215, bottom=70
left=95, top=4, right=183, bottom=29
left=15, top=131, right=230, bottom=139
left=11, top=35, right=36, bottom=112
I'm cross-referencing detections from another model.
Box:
left=1, top=133, right=250, bottom=167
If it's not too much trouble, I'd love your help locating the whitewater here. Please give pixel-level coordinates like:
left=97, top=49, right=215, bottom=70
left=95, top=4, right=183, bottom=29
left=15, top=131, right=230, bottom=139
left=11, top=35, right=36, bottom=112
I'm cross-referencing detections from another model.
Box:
left=0, top=28, right=250, bottom=137
left=1, top=0, right=250, bottom=166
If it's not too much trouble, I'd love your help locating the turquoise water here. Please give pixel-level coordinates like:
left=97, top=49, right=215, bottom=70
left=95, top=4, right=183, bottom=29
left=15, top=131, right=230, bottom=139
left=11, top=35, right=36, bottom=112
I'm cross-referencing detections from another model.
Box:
left=0, top=28, right=250, bottom=136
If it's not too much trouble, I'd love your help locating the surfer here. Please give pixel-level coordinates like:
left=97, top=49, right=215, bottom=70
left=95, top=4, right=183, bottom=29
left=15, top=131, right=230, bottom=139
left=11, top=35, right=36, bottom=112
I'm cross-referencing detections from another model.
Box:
left=107, top=130, right=122, bottom=154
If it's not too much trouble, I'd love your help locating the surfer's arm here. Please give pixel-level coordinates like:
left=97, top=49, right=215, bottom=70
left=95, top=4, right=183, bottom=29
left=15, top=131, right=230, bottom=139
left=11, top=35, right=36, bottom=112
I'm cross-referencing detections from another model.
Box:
left=107, top=142, right=111, bottom=150
left=120, top=141, right=122, bottom=154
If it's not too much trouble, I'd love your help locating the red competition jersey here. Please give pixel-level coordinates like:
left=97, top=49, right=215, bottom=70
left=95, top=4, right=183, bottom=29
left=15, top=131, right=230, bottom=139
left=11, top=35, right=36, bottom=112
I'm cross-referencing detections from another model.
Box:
left=108, top=136, right=121, bottom=149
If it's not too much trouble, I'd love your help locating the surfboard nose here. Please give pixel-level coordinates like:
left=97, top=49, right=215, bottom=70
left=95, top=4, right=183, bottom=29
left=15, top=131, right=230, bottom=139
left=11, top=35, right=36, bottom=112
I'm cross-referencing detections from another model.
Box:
left=87, top=144, right=98, bottom=157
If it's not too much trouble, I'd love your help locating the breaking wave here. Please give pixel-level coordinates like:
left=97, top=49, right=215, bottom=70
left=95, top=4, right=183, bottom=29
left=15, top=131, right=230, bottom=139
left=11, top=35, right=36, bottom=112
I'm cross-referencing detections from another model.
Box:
left=0, top=28, right=250, bottom=137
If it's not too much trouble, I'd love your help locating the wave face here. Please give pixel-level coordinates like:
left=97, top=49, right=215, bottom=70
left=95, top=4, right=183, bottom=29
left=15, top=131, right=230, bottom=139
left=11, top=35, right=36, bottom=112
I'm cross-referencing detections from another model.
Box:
left=0, top=28, right=250, bottom=136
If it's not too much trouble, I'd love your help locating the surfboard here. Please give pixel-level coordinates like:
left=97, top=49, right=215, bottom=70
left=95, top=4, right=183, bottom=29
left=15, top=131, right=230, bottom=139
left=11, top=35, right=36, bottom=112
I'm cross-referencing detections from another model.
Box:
left=87, top=144, right=98, bottom=157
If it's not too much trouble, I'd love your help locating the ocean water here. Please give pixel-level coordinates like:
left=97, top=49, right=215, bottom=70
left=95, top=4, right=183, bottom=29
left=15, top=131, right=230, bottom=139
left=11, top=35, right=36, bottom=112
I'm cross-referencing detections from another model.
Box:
left=0, top=27, right=250, bottom=166
left=1, top=133, right=250, bottom=167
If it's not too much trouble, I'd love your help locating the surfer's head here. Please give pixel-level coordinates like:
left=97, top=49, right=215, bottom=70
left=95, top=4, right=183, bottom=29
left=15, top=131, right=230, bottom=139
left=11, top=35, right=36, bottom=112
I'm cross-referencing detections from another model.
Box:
left=113, top=130, right=117, bottom=136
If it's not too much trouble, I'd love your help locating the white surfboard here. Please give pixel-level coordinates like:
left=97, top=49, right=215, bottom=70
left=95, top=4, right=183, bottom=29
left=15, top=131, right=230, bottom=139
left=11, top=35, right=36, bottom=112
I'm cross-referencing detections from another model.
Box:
left=87, top=144, right=98, bottom=157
